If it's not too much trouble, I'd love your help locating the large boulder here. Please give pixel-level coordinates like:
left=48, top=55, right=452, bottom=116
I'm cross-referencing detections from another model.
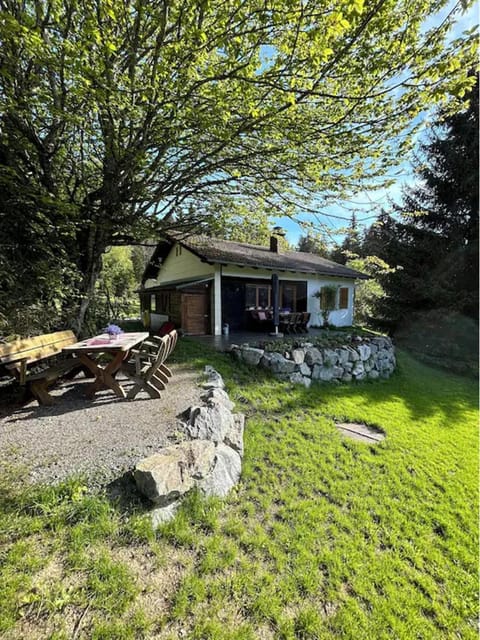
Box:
left=197, top=444, right=242, bottom=497
left=186, top=402, right=234, bottom=443
left=134, top=440, right=216, bottom=505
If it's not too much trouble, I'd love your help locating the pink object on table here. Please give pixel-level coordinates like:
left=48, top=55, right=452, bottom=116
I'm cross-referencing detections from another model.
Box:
left=87, top=338, right=111, bottom=345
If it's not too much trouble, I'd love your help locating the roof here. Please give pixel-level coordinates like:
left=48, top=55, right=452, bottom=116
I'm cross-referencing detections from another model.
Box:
left=143, top=234, right=368, bottom=283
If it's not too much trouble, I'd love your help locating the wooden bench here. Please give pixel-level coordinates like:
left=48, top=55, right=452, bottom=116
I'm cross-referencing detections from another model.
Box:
left=0, top=330, right=82, bottom=405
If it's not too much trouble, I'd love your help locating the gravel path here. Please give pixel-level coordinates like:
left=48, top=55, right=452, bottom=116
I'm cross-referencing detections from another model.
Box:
left=0, top=364, right=203, bottom=487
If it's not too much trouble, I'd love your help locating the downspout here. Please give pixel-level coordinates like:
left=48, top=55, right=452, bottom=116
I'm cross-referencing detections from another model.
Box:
left=214, top=265, right=222, bottom=336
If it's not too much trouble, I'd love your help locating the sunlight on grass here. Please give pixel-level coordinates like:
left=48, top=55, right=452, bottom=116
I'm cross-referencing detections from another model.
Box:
left=0, top=341, right=477, bottom=638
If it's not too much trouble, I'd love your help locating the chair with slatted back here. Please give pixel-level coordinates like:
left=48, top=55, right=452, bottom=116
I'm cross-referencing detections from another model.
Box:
left=298, top=312, right=311, bottom=333
left=136, top=330, right=177, bottom=380
left=121, top=335, right=170, bottom=399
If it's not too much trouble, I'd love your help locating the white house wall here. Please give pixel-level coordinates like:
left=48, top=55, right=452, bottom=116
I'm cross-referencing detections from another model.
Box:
left=306, top=278, right=354, bottom=327
left=143, top=244, right=215, bottom=288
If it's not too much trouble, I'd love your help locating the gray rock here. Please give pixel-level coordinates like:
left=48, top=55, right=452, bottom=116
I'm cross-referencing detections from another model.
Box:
left=269, top=352, right=297, bottom=374
left=260, top=353, right=274, bottom=368
left=201, top=366, right=225, bottom=389
left=352, top=362, right=365, bottom=377
left=368, top=369, right=380, bottom=380
left=198, top=444, right=242, bottom=498
left=323, top=349, right=339, bottom=366
left=357, top=344, right=371, bottom=361
left=305, top=348, right=323, bottom=366
left=341, top=373, right=353, bottom=382
left=151, top=501, right=181, bottom=527
left=312, top=365, right=335, bottom=381
left=335, top=349, right=350, bottom=366
left=332, top=366, right=344, bottom=379
left=299, top=362, right=312, bottom=377
left=369, top=343, right=378, bottom=355
left=200, top=387, right=235, bottom=411
left=291, top=349, right=305, bottom=364
left=186, top=403, right=234, bottom=443
left=289, top=372, right=311, bottom=388
left=347, top=347, right=360, bottom=362
left=240, top=347, right=264, bottom=366
left=344, top=361, right=353, bottom=372
left=134, top=440, right=216, bottom=505
left=224, top=414, right=245, bottom=457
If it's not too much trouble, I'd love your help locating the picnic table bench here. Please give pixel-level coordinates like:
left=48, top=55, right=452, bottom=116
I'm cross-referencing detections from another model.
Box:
left=0, top=330, right=82, bottom=405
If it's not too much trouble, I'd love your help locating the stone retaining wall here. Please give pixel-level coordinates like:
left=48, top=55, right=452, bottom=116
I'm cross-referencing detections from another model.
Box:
left=231, top=336, right=395, bottom=387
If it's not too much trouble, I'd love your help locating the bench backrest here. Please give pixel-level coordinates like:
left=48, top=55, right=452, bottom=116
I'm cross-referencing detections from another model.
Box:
left=0, top=330, right=77, bottom=367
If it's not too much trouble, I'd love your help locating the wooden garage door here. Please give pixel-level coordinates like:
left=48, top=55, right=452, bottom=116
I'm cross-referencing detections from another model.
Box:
left=182, top=292, right=210, bottom=335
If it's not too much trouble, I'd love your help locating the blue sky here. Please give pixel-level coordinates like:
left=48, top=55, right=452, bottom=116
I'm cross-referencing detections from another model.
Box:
left=275, top=1, right=479, bottom=247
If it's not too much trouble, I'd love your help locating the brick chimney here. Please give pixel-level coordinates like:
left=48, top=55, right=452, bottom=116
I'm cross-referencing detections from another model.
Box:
left=270, top=226, right=285, bottom=253
left=270, top=235, right=279, bottom=253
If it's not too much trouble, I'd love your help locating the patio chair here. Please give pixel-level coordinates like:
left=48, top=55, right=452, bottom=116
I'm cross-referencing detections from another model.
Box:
left=279, top=313, right=295, bottom=334
left=298, top=312, right=311, bottom=333
left=121, top=333, right=174, bottom=400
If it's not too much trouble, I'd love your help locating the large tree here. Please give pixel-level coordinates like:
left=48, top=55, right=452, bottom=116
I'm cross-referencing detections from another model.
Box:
left=0, top=0, right=476, bottom=333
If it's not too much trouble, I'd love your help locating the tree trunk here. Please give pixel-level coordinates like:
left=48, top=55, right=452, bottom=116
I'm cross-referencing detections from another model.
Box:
left=70, top=222, right=106, bottom=337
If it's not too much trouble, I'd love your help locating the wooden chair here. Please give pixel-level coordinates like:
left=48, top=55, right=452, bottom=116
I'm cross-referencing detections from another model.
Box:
left=298, top=312, right=311, bottom=333
left=121, top=330, right=177, bottom=400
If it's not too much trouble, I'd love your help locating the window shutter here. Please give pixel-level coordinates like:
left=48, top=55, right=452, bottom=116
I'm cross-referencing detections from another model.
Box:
left=339, top=287, right=349, bottom=309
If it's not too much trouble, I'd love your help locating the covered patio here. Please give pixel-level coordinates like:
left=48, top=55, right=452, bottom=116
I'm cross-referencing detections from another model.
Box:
left=189, top=327, right=328, bottom=351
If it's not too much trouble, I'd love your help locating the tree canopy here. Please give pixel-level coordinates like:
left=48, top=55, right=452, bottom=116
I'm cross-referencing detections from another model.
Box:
left=0, top=0, right=477, bottom=333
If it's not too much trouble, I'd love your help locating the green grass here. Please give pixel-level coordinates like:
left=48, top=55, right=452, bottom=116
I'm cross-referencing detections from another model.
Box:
left=0, top=339, right=477, bottom=639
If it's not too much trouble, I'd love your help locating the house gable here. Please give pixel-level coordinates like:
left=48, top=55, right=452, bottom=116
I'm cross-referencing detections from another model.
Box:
left=143, top=242, right=215, bottom=290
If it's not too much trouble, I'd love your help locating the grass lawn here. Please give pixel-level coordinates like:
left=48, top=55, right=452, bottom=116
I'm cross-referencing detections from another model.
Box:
left=0, top=340, right=478, bottom=639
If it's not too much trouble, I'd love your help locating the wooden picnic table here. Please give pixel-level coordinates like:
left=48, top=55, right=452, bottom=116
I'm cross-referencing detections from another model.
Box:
left=62, top=332, right=149, bottom=399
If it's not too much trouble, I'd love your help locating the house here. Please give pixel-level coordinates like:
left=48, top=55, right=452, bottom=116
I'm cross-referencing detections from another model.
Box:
left=140, top=234, right=368, bottom=336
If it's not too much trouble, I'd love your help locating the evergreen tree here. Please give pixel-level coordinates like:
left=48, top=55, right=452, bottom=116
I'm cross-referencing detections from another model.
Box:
left=365, top=74, right=479, bottom=324
left=330, top=213, right=362, bottom=264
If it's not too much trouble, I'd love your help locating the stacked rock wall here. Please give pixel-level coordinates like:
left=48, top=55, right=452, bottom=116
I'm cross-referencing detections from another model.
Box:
left=134, top=367, right=245, bottom=525
left=231, top=336, right=395, bottom=387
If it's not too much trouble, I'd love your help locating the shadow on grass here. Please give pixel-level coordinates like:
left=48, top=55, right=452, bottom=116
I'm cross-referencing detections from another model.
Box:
left=176, top=338, right=478, bottom=426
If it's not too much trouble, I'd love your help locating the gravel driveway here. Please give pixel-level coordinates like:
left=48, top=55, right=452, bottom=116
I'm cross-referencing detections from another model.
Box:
left=0, top=364, right=203, bottom=487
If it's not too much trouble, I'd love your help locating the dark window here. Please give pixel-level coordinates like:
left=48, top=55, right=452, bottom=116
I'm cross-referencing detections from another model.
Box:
left=245, top=285, right=257, bottom=307
left=258, top=286, right=270, bottom=308
left=281, top=285, right=297, bottom=311
left=245, top=283, right=271, bottom=308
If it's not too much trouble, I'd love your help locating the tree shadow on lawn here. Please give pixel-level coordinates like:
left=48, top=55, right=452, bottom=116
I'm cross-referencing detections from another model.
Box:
left=272, top=354, right=476, bottom=427
left=176, top=339, right=477, bottom=427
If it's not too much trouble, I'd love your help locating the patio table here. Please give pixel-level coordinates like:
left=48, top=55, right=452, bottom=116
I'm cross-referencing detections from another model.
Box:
left=62, top=332, right=149, bottom=399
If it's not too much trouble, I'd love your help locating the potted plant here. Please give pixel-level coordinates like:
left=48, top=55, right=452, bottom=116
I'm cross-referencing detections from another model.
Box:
left=312, top=285, right=338, bottom=328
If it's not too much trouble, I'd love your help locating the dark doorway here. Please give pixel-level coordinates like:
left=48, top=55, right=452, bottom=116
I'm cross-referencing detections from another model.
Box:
left=221, top=279, right=246, bottom=330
